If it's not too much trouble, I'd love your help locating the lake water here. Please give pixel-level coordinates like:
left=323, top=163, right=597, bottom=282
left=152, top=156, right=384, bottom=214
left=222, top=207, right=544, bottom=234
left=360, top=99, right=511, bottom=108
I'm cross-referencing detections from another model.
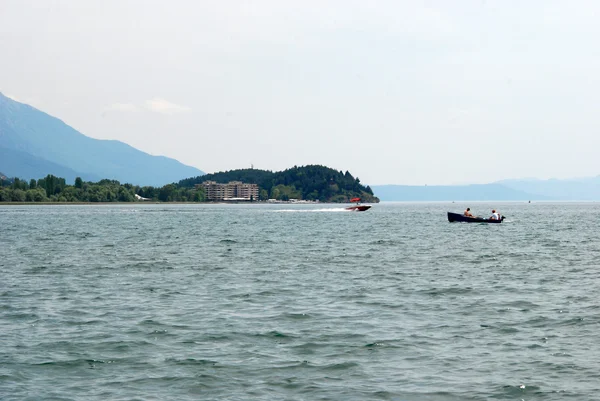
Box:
left=2, top=202, right=600, bottom=400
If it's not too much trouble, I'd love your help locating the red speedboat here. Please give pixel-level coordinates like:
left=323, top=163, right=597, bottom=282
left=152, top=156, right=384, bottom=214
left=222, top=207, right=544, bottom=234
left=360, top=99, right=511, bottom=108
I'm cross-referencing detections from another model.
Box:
left=345, top=198, right=371, bottom=212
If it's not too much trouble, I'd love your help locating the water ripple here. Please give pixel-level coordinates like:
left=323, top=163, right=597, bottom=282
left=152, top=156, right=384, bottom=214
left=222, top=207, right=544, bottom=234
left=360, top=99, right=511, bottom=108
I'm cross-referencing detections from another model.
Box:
left=2, top=202, right=600, bottom=400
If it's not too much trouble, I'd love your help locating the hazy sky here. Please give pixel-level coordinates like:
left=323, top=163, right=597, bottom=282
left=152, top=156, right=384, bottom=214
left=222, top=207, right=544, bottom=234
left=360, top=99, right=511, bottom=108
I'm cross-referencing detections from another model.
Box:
left=1, top=0, right=599, bottom=185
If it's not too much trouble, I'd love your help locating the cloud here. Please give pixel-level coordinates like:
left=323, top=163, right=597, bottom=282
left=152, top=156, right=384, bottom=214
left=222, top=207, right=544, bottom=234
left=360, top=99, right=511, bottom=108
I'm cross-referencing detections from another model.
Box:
left=106, top=103, right=140, bottom=112
left=144, top=98, right=191, bottom=115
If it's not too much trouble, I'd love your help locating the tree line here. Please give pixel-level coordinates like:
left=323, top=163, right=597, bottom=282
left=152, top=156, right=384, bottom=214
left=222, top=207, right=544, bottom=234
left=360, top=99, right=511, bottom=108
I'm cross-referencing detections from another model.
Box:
left=0, top=175, right=205, bottom=202
left=0, top=165, right=379, bottom=203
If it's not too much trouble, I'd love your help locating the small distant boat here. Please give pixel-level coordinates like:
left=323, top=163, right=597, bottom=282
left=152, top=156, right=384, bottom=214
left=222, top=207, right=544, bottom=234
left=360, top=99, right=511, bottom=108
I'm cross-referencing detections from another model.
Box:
left=346, top=197, right=371, bottom=212
left=447, top=212, right=504, bottom=223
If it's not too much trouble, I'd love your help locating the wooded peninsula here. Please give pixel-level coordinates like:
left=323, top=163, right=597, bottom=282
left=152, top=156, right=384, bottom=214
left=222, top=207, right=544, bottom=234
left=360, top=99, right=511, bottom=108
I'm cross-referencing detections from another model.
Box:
left=0, top=165, right=379, bottom=203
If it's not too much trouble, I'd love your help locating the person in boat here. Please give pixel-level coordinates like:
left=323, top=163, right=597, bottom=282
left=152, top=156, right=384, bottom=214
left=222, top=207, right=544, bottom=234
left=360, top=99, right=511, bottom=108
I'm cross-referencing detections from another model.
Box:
left=464, top=207, right=473, bottom=217
left=489, top=209, right=500, bottom=220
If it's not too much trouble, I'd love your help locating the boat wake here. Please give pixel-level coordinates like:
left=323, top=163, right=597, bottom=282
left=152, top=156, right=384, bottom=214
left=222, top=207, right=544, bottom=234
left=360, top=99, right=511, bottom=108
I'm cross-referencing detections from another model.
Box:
left=274, top=208, right=349, bottom=213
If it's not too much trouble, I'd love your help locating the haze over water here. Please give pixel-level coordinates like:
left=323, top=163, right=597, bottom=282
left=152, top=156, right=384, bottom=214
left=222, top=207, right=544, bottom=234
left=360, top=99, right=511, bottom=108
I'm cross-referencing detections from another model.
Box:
left=2, top=202, right=600, bottom=400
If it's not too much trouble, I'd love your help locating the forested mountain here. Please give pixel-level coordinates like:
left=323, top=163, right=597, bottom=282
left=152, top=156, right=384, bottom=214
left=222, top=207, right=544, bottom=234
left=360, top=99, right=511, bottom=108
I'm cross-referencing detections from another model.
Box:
left=180, top=168, right=275, bottom=188
left=0, top=92, right=204, bottom=186
left=179, top=165, right=379, bottom=202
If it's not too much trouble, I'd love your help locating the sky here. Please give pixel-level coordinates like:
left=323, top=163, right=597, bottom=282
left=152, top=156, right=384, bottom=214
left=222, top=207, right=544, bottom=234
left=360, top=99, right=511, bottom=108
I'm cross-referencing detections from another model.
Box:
left=1, top=0, right=599, bottom=186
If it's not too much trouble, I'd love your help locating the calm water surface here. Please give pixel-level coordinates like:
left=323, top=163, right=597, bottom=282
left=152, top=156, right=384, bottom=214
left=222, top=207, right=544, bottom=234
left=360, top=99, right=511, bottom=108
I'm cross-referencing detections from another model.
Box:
left=1, top=202, right=600, bottom=400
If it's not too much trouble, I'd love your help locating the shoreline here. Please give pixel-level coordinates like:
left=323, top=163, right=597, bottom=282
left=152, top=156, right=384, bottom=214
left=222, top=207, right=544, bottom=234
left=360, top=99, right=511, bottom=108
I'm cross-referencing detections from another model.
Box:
left=0, top=201, right=323, bottom=206
left=0, top=200, right=597, bottom=206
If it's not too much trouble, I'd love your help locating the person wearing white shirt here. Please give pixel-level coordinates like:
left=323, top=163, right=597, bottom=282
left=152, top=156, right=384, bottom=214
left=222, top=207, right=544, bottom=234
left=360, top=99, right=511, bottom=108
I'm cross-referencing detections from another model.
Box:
left=490, top=209, right=500, bottom=220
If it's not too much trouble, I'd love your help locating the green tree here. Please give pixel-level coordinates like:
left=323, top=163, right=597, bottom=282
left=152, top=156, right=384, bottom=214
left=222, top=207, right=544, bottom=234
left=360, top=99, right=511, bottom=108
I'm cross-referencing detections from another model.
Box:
left=11, top=189, right=26, bottom=202
left=40, top=174, right=66, bottom=197
left=31, top=188, right=48, bottom=202
left=193, top=189, right=205, bottom=202
left=25, top=190, right=35, bottom=202
left=74, top=177, right=83, bottom=189
left=12, top=178, right=28, bottom=191
left=118, top=187, right=134, bottom=202
left=139, top=186, right=157, bottom=199
left=61, top=187, right=81, bottom=202
left=158, top=184, right=177, bottom=202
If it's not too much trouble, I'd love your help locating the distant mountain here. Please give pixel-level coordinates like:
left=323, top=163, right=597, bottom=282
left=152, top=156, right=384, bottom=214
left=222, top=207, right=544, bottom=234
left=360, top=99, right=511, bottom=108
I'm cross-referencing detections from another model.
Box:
left=0, top=92, right=204, bottom=186
left=371, top=183, right=551, bottom=201
left=0, top=146, right=101, bottom=183
left=497, top=177, right=600, bottom=200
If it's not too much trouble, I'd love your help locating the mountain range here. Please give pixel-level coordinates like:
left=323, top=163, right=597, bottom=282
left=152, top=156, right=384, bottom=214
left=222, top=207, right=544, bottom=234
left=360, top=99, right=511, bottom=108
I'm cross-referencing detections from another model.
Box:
left=371, top=183, right=548, bottom=201
left=0, top=92, right=204, bottom=186
left=372, top=176, right=600, bottom=201
left=496, top=176, right=600, bottom=200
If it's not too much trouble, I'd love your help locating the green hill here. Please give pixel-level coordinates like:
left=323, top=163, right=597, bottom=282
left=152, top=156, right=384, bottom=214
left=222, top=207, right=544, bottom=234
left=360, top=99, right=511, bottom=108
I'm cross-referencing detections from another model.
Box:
left=179, top=165, right=379, bottom=203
